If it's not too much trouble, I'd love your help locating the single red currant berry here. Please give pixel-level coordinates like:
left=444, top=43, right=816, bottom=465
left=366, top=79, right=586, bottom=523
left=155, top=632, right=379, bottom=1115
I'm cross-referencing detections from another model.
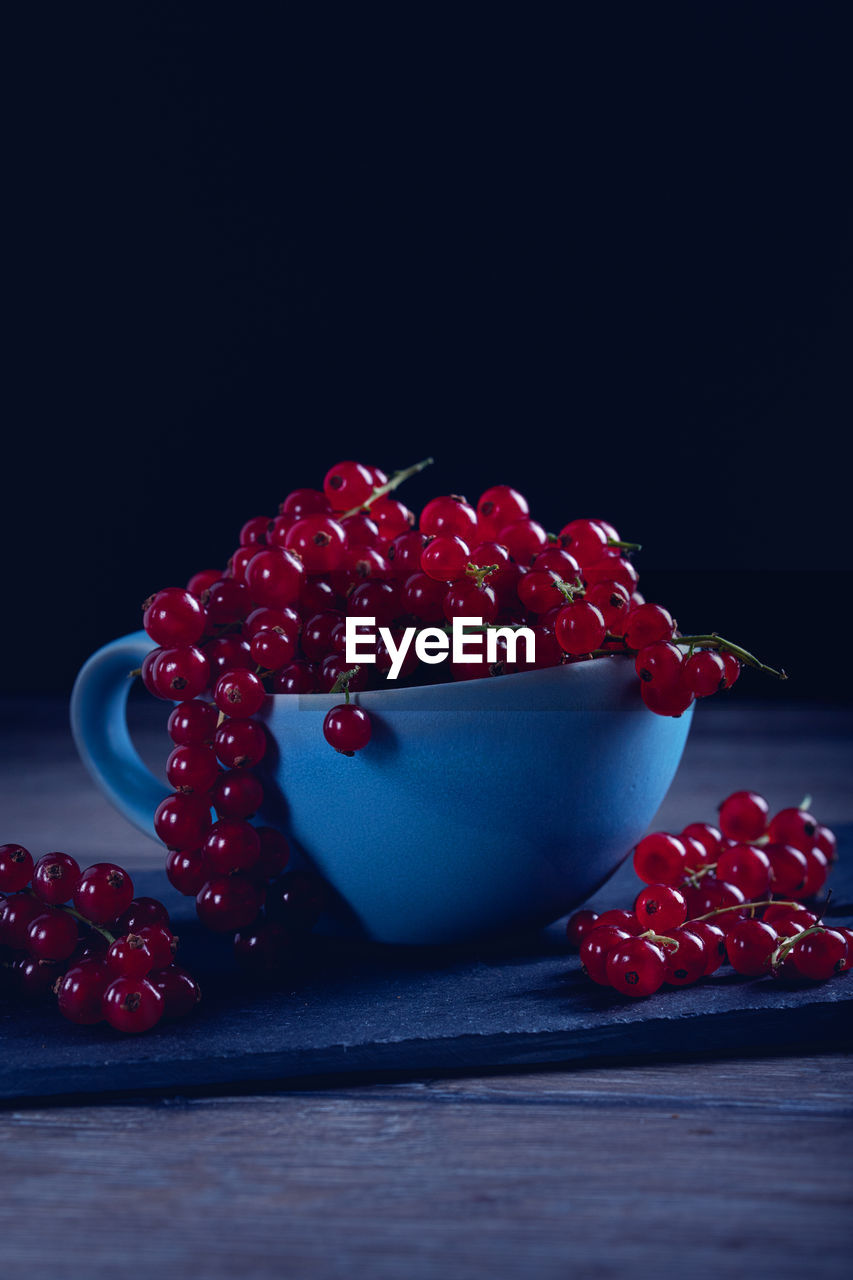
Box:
left=211, top=770, right=265, bottom=820
left=837, top=929, right=853, bottom=970
left=400, top=571, right=446, bottom=624
left=532, top=547, right=581, bottom=578
left=606, top=938, right=667, bottom=997
left=765, top=842, right=809, bottom=897
left=680, top=823, right=723, bottom=861
left=285, top=515, right=348, bottom=572
left=583, top=555, right=639, bottom=593
left=244, top=605, right=300, bottom=642
left=791, top=929, right=848, bottom=980
left=115, top=897, right=170, bottom=935
left=498, top=518, right=548, bottom=565
left=634, top=642, right=683, bottom=687
left=633, top=833, right=688, bottom=886
left=254, top=827, right=291, bottom=880
left=348, top=580, right=399, bottom=628
left=767, top=806, right=818, bottom=851
left=682, top=878, right=747, bottom=924
left=196, top=875, right=262, bottom=933
left=814, top=824, right=837, bottom=862
left=149, top=965, right=202, bottom=1019
left=245, top=547, right=305, bottom=609
left=387, top=531, right=429, bottom=578
left=142, top=587, right=206, bottom=647
left=579, top=925, right=633, bottom=984
left=720, top=652, right=741, bottom=689
left=634, top=884, right=688, bottom=933
left=102, top=976, right=164, bottom=1033
left=26, top=909, right=79, bottom=961
left=420, top=535, right=471, bottom=582
left=73, top=863, right=134, bottom=925
left=584, top=581, right=631, bottom=632
left=594, top=909, right=643, bottom=935
left=166, top=744, right=220, bottom=794
left=683, top=649, right=727, bottom=698
left=152, top=646, right=210, bottom=701
left=800, top=846, right=829, bottom=898
left=168, top=700, right=218, bottom=747
left=56, top=959, right=111, bottom=1025
left=726, top=919, right=778, bottom=975
left=370, top=497, right=414, bottom=542
left=280, top=487, right=330, bottom=519
left=214, top=718, right=267, bottom=769
left=762, top=904, right=817, bottom=928
left=203, top=819, right=261, bottom=874
left=477, top=485, right=530, bottom=539
left=420, top=495, right=478, bottom=539
left=558, top=518, right=608, bottom=566
left=624, top=604, right=675, bottom=650
left=554, top=601, right=606, bottom=655
left=154, top=793, right=212, bottom=851
left=517, top=570, right=565, bottom=615
left=32, top=851, right=82, bottom=905
left=141, top=647, right=164, bottom=696
left=443, top=580, right=498, bottom=624
left=166, top=848, right=206, bottom=896
left=662, top=927, right=707, bottom=986
left=687, top=921, right=727, bottom=974
left=107, top=934, right=154, bottom=978
left=138, top=924, right=175, bottom=968
left=323, top=460, right=375, bottom=511
left=566, top=909, right=599, bottom=947
left=718, top=790, right=769, bottom=842
left=323, top=704, right=372, bottom=755
left=250, top=627, right=297, bottom=671
left=715, top=844, right=772, bottom=899
left=0, top=844, right=35, bottom=893
left=214, top=669, right=267, bottom=718
left=341, top=512, right=381, bottom=549
left=187, top=568, right=223, bottom=599
left=0, top=893, right=40, bottom=949
left=239, top=515, right=270, bottom=546
left=273, top=661, right=318, bottom=694
left=203, top=578, right=252, bottom=626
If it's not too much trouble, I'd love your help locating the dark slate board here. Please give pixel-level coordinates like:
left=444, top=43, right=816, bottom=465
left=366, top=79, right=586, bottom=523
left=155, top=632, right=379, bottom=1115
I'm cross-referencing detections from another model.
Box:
left=2, top=829, right=852, bottom=1103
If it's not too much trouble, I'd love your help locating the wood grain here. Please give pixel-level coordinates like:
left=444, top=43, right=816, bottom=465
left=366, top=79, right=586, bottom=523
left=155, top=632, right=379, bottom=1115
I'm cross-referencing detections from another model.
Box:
left=1, top=1054, right=850, bottom=1280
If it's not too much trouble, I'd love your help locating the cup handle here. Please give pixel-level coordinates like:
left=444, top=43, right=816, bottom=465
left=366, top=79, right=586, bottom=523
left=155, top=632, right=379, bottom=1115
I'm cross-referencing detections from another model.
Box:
left=70, top=629, right=170, bottom=839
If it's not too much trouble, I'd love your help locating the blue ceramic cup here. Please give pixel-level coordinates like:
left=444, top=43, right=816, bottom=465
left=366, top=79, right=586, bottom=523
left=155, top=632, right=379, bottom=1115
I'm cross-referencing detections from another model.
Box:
left=71, top=630, right=692, bottom=944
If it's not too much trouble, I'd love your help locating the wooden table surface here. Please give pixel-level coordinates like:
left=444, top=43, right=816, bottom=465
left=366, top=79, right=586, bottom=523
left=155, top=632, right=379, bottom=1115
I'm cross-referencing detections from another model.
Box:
left=1, top=697, right=852, bottom=1278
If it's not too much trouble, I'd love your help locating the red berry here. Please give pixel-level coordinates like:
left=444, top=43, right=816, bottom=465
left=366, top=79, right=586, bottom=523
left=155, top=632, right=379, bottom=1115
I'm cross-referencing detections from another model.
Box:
left=559, top=519, right=608, bottom=566
left=102, top=976, right=164, bottom=1033
left=517, top=570, right=566, bottom=615
left=765, top=843, right=809, bottom=897
left=635, top=642, right=683, bottom=687
left=245, top=547, right=305, bottom=609
left=584, top=581, right=631, bottom=632
left=154, top=793, right=212, bottom=851
left=814, top=824, right=837, bottom=862
left=166, top=744, right=220, bottom=794
left=196, top=875, right=262, bottom=933
left=107, top=934, right=154, bottom=978
left=203, top=819, right=261, bottom=874
left=57, top=959, right=111, bottom=1025
left=239, top=515, right=270, bottom=546
left=767, top=807, right=819, bottom=852
left=633, top=833, right=688, bottom=886
left=280, top=487, right=330, bottom=519
left=762, top=904, right=817, bottom=928
left=115, top=897, right=170, bottom=935
left=214, top=669, right=267, bottom=719
left=726, top=919, right=778, bottom=975
left=498, top=518, right=548, bottom=565
left=554, top=601, right=606, bottom=655
left=606, top=938, right=666, bottom=997
left=624, top=604, right=674, bottom=650
left=477, top=486, right=530, bottom=539
left=634, top=884, right=688, bottom=933
left=715, top=844, right=771, bottom=900
left=0, top=844, right=34, bottom=893
left=214, top=718, right=268, bottom=769
left=201, top=633, right=254, bottom=680
left=370, top=497, right=413, bottom=542
left=73, top=862, right=134, bottom=924
left=323, top=460, right=374, bottom=511
left=0, top=893, right=40, bottom=949
left=31, top=852, right=81, bottom=905
left=138, top=924, right=175, bottom=968
left=720, top=652, right=741, bottom=689
left=26, top=909, right=79, bottom=961
left=250, top=627, right=297, bottom=671
left=718, top=791, right=769, bottom=842
left=387, top=531, right=429, bottom=579
left=143, top=587, right=206, bottom=647
left=273, top=661, right=318, bottom=694
left=682, top=878, right=747, bottom=923
left=400, top=572, right=446, bottom=624
left=687, top=921, right=727, bottom=974
left=799, top=846, right=829, bottom=898
left=323, top=704, right=372, bottom=755
left=680, top=823, right=722, bottom=861
left=683, top=650, right=726, bottom=697
left=421, top=495, right=478, bottom=539
left=640, top=675, right=694, bottom=718
left=254, top=827, right=291, bottom=880
left=348, top=580, right=399, bottom=628
left=187, top=568, right=223, bottom=599
left=594, top=909, right=643, bottom=935
left=202, top=578, right=251, bottom=625
left=211, top=770, right=264, bottom=820
left=580, top=925, right=632, bottom=984
left=149, top=965, right=201, bottom=1019
left=420, top=535, right=471, bottom=582
left=791, top=929, right=848, bottom=980
left=662, top=927, right=707, bottom=986
left=285, top=515, right=347, bottom=572
left=341, top=512, right=381, bottom=549
left=443, top=580, right=498, bottom=624
left=168, top=700, right=218, bottom=747
left=166, top=848, right=206, bottom=896
left=151, top=645, right=210, bottom=701
left=566, top=909, right=599, bottom=946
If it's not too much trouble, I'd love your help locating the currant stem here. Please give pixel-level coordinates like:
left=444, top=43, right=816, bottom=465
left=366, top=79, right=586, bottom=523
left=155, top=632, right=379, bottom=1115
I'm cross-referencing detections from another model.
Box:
left=673, top=635, right=787, bottom=680
left=638, top=929, right=679, bottom=951
left=340, top=457, right=435, bottom=519
left=59, top=904, right=116, bottom=945
left=330, top=666, right=362, bottom=702
left=129, top=667, right=142, bottom=680
left=690, top=898, right=801, bottom=924
left=466, top=562, right=499, bottom=589
left=799, top=794, right=813, bottom=812
left=553, top=575, right=586, bottom=603
left=770, top=924, right=825, bottom=970
left=607, top=539, right=642, bottom=552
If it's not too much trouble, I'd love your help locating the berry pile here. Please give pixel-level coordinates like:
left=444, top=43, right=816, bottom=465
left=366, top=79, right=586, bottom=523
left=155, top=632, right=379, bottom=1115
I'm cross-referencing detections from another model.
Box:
left=566, top=793, right=849, bottom=997
left=137, top=459, right=786, bottom=954
left=0, top=846, right=200, bottom=1032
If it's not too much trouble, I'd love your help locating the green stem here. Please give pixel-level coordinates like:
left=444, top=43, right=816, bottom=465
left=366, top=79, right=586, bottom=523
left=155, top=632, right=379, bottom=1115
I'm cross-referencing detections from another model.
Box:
left=60, top=904, right=116, bottom=945
left=340, top=457, right=434, bottom=519
left=466, top=562, right=498, bottom=589
left=690, top=898, right=801, bottom=924
left=607, top=539, right=642, bottom=552
left=673, top=635, right=787, bottom=680
left=330, top=666, right=361, bottom=703
left=638, top=929, right=679, bottom=951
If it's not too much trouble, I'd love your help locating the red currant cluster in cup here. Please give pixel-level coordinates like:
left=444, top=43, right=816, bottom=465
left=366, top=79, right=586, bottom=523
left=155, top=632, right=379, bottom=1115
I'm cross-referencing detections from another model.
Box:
left=138, top=457, right=784, bottom=954
left=0, top=846, right=200, bottom=1032
left=566, top=792, right=848, bottom=997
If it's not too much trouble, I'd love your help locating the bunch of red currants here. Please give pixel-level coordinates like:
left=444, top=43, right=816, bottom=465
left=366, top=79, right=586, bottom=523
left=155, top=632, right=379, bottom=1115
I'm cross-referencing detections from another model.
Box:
left=0, top=845, right=199, bottom=1032
left=566, top=792, right=849, bottom=997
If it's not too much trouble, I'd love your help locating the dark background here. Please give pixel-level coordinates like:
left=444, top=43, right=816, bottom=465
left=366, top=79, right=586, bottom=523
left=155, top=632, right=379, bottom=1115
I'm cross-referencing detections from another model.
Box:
left=5, top=4, right=851, bottom=701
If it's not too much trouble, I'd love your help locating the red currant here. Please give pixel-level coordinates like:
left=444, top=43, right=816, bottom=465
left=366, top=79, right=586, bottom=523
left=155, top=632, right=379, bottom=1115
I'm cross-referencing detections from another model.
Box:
left=791, top=929, right=848, bottom=980
left=0, top=844, right=34, bottom=893
left=143, top=587, right=206, bottom=647
left=765, top=842, right=809, bottom=896
left=633, top=833, right=688, bottom=886
left=154, top=793, right=212, bottom=850
left=150, top=965, right=202, bottom=1018
left=26, top=909, right=79, bottom=961
left=152, top=645, right=210, bottom=701
left=421, top=535, right=471, bottom=582
left=203, top=819, right=261, bottom=874
left=107, top=934, right=153, bottom=978
left=634, top=884, right=688, bottom=933
left=606, top=938, right=666, bottom=997
left=580, top=925, right=632, bottom=984
left=103, top=977, right=164, bottom=1033
left=566, top=909, right=599, bottom=946
left=767, top=806, right=818, bottom=851
left=214, top=718, right=267, bottom=769
left=285, top=515, right=347, bottom=572
left=196, top=875, right=262, bottom=933
left=32, top=851, right=81, bottom=905
left=554, top=602, right=606, bottom=655
left=211, top=770, right=264, bottom=820
left=323, top=704, right=372, bottom=755
left=662, top=927, right=707, bottom=986
left=214, top=669, right=267, bottom=719
left=718, top=791, right=769, bottom=842
left=73, top=862, right=134, bottom=924
left=421, top=495, right=478, bottom=539
left=498, top=518, right=548, bottom=565
left=726, top=919, right=778, bottom=975
left=57, top=959, right=111, bottom=1025
left=166, top=848, right=206, bottom=896
left=166, top=744, right=220, bottom=794
left=683, top=650, right=726, bottom=697
left=323, top=460, right=374, bottom=511
left=168, top=700, right=218, bottom=747
left=624, top=604, right=675, bottom=650
left=715, top=844, right=771, bottom=899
